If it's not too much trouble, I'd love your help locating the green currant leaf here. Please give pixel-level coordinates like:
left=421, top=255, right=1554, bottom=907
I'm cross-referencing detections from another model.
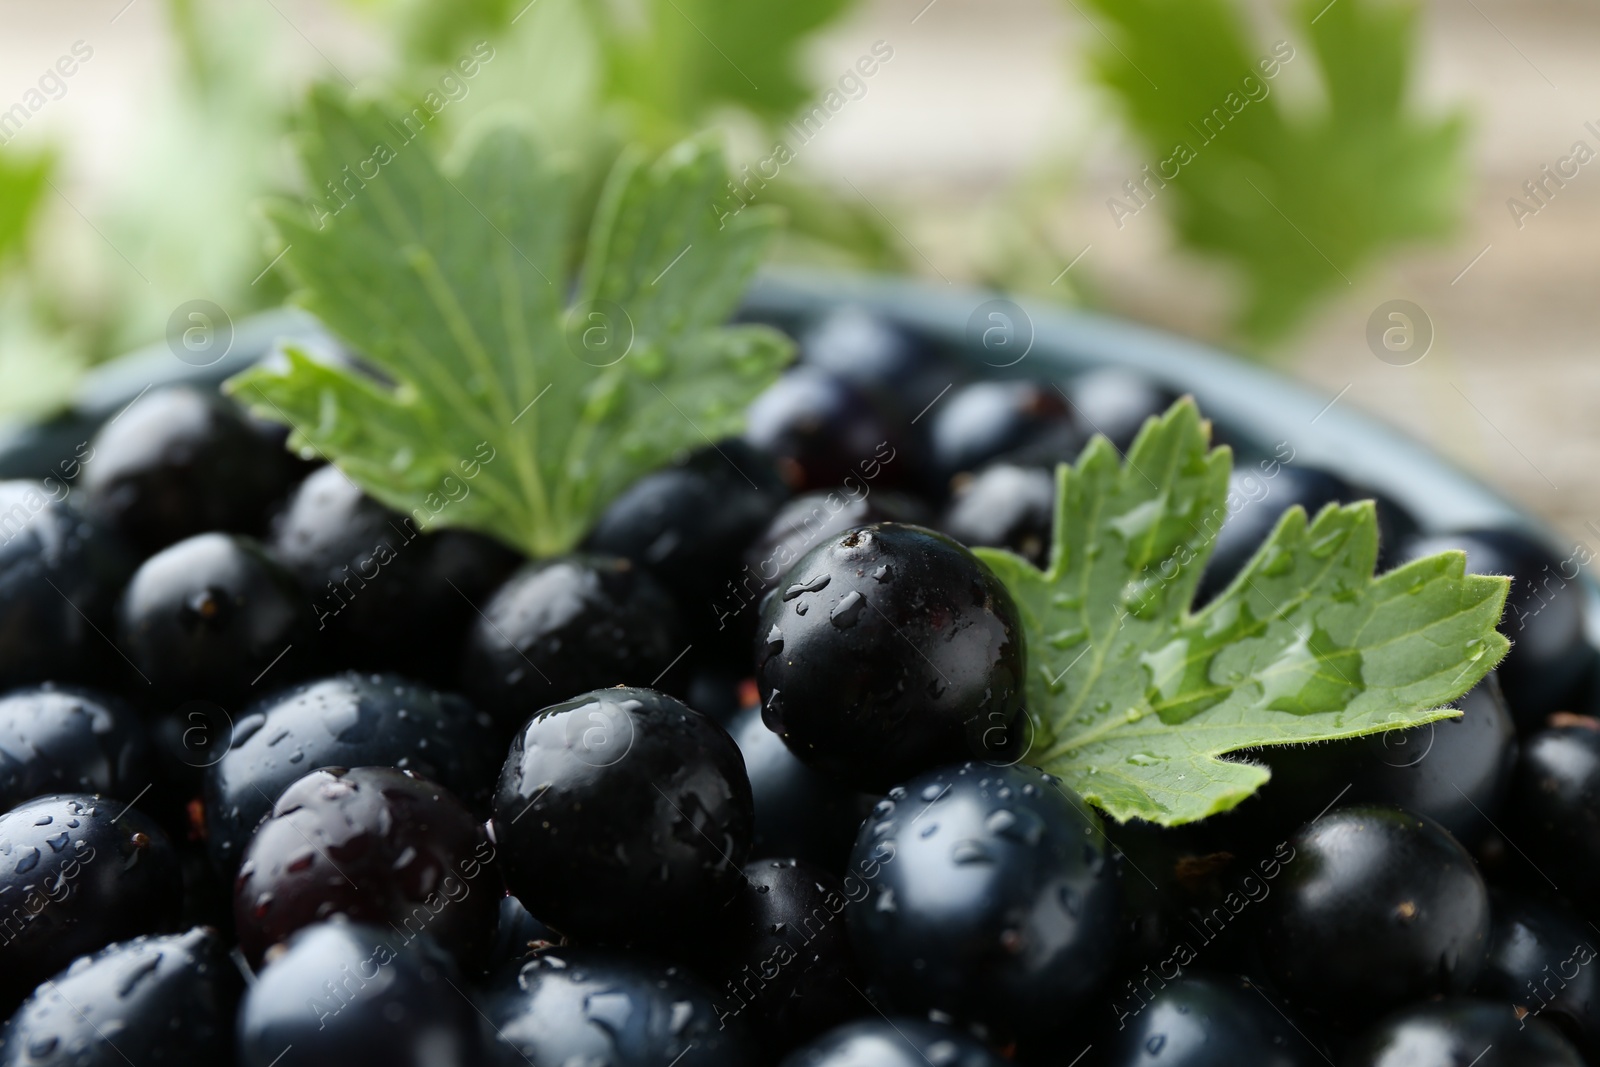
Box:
left=590, top=0, right=860, bottom=130
left=1082, top=0, right=1467, bottom=344
left=976, top=399, right=1509, bottom=825
left=227, top=87, right=791, bottom=556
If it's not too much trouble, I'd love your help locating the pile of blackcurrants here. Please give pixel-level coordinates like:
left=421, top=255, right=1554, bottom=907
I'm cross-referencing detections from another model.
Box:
left=0, top=306, right=1597, bottom=1066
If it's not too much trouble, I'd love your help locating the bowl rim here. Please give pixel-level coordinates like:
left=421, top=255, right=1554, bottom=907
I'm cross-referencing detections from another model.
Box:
left=15, top=266, right=1599, bottom=645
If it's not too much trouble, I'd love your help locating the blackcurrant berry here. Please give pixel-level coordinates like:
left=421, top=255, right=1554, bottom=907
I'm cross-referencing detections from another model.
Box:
left=846, top=763, right=1118, bottom=1039
left=234, top=766, right=498, bottom=969
left=459, top=555, right=686, bottom=727
left=236, top=920, right=486, bottom=1067
left=939, top=463, right=1055, bottom=565
left=481, top=947, right=750, bottom=1066
left=1476, top=891, right=1600, bottom=1060
left=204, top=672, right=499, bottom=876
left=1091, top=973, right=1323, bottom=1067
left=0, top=482, right=134, bottom=692
left=78, top=386, right=297, bottom=554
left=116, top=533, right=315, bottom=706
left=925, top=380, right=1074, bottom=485
left=0, top=794, right=181, bottom=1007
left=491, top=687, right=753, bottom=948
left=0, top=685, right=153, bottom=814
left=755, top=523, right=1025, bottom=791
left=1260, top=805, right=1488, bottom=1019
left=272, top=464, right=518, bottom=685
left=585, top=440, right=786, bottom=656
left=1343, top=998, right=1583, bottom=1067
left=745, top=368, right=909, bottom=492
left=727, top=703, right=876, bottom=873
left=0, top=927, right=238, bottom=1065
left=705, top=858, right=865, bottom=1046
left=1507, top=724, right=1600, bottom=903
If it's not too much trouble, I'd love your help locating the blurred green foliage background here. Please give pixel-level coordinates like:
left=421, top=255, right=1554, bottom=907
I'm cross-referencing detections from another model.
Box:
left=0, top=0, right=1466, bottom=418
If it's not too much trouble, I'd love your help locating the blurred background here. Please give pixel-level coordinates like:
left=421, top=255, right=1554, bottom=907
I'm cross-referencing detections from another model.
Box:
left=1, top=0, right=1595, bottom=542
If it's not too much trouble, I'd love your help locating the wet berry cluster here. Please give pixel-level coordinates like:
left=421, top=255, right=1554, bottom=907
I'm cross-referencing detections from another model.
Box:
left=0, top=306, right=1593, bottom=1066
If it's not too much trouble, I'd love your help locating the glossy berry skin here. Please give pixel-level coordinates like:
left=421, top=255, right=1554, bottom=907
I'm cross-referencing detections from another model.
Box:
left=0, top=927, right=238, bottom=1065
left=777, top=1017, right=1006, bottom=1067
left=723, top=491, right=931, bottom=651
left=234, top=766, right=498, bottom=969
left=1397, top=529, right=1592, bottom=729
left=585, top=441, right=787, bottom=652
left=237, top=921, right=486, bottom=1067
left=720, top=495, right=934, bottom=723
left=798, top=308, right=934, bottom=401
left=1506, top=725, right=1600, bottom=902
left=925, top=380, right=1074, bottom=484
left=1230, top=674, right=1516, bottom=847
left=755, top=524, right=1026, bottom=792
left=727, top=704, right=876, bottom=873
left=271, top=464, right=518, bottom=684
left=1196, top=466, right=1350, bottom=605
left=1343, top=999, right=1584, bottom=1067
left=1097, top=815, right=1271, bottom=976
left=1064, top=368, right=1178, bottom=452
left=0, top=482, right=135, bottom=692
left=1260, top=805, right=1489, bottom=1020
left=940, top=463, right=1055, bottom=566
left=706, top=858, right=864, bottom=1046
left=484, top=893, right=557, bottom=974
left=204, top=672, right=500, bottom=876
left=586, top=440, right=786, bottom=596
left=744, top=368, right=908, bottom=492
left=492, top=687, right=753, bottom=948
left=0, top=685, right=154, bottom=814
left=116, top=533, right=315, bottom=706
left=459, top=555, right=685, bottom=728
left=0, top=794, right=182, bottom=1006
left=78, top=386, right=296, bottom=554
left=744, top=493, right=932, bottom=599
left=1476, top=892, right=1600, bottom=1060
left=798, top=310, right=953, bottom=449
left=1091, top=974, right=1319, bottom=1067
left=481, top=948, right=750, bottom=1067
left=846, top=764, right=1118, bottom=1039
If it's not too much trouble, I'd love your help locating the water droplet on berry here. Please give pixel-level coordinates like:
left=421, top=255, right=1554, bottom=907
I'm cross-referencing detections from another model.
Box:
left=951, top=840, right=992, bottom=865
left=583, top=990, right=635, bottom=1041
left=782, top=574, right=830, bottom=601
left=830, top=591, right=865, bottom=629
